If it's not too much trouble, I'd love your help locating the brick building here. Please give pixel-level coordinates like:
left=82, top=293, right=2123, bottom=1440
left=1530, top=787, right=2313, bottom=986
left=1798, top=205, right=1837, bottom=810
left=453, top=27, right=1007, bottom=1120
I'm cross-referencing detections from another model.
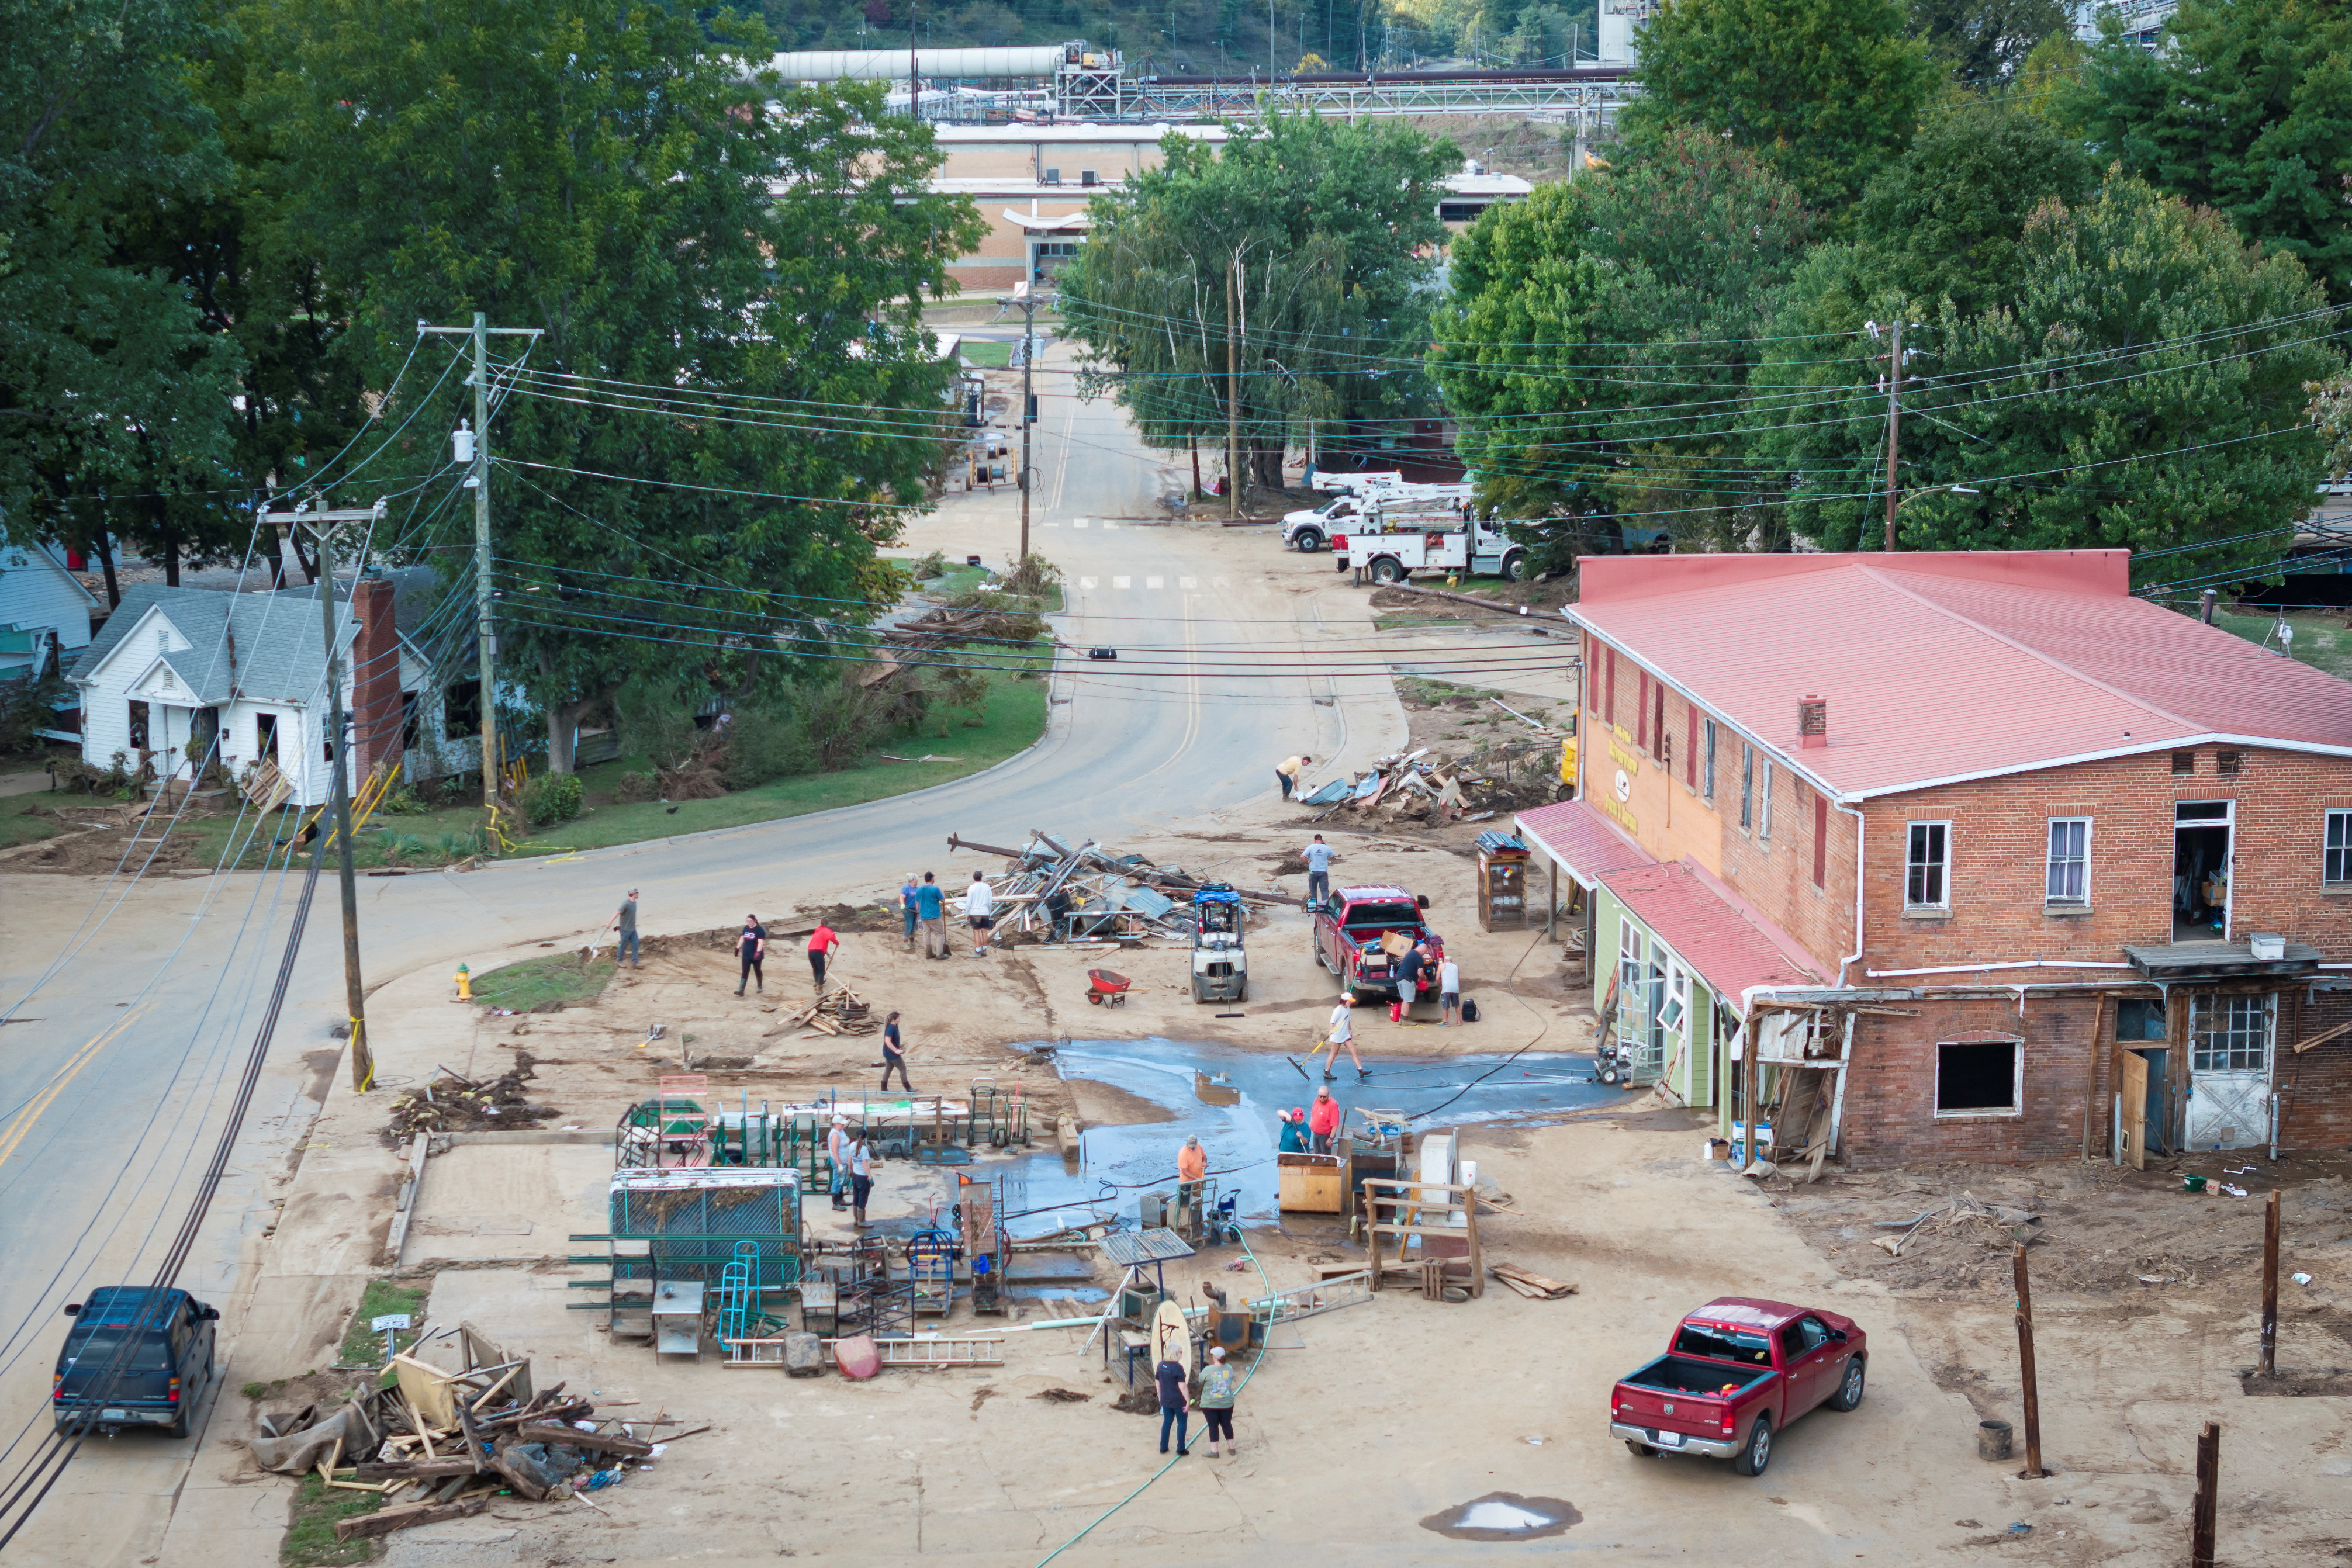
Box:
left=1514, top=550, right=2352, bottom=1168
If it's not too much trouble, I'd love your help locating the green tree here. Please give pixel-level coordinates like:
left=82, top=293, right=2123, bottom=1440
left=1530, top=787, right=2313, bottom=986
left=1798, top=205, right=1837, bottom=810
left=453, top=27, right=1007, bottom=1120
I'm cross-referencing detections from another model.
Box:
left=1430, top=129, right=1813, bottom=563
left=0, top=0, right=245, bottom=599
left=1849, top=99, right=2095, bottom=317
left=2068, top=0, right=2352, bottom=302
left=260, top=0, right=984, bottom=773
left=1621, top=0, right=1936, bottom=215
left=1057, top=112, right=1459, bottom=495
left=1906, top=0, right=2069, bottom=85
left=1754, top=176, right=2341, bottom=587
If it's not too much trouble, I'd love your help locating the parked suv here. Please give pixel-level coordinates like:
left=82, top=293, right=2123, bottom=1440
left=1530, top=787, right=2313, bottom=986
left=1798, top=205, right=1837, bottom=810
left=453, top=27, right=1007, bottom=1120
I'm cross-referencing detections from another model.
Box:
left=53, top=1287, right=220, bottom=1438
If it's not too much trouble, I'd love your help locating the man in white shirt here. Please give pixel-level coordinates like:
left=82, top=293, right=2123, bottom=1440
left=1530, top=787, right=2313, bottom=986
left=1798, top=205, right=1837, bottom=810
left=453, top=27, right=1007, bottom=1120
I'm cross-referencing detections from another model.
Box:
left=826, top=1114, right=851, bottom=1212
left=1438, top=956, right=1462, bottom=1026
left=963, top=871, right=996, bottom=956
left=1316, top=996, right=1365, bottom=1079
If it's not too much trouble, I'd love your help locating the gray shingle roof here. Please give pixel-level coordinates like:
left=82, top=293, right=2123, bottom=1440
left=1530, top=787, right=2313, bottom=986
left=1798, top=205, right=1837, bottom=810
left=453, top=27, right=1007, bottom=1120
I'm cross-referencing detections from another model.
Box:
left=67, top=583, right=359, bottom=707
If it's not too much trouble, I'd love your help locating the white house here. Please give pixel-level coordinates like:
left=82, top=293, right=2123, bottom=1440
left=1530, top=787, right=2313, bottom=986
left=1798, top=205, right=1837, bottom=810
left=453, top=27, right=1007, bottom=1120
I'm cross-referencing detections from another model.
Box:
left=65, top=570, right=468, bottom=806
left=0, top=543, right=100, bottom=734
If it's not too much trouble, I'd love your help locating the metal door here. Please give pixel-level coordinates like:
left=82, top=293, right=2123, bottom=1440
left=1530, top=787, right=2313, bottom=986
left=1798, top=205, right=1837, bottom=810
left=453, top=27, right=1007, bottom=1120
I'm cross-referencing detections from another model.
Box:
left=2186, top=995, right=2273, bottom=1150
left=2120, top=1052, right=2148, bottom=1169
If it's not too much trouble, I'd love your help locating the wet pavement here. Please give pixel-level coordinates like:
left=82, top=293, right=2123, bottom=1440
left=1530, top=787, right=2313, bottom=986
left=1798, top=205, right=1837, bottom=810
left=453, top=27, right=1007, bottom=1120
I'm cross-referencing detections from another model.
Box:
left=978, top=1037, right=1616, bottom=1240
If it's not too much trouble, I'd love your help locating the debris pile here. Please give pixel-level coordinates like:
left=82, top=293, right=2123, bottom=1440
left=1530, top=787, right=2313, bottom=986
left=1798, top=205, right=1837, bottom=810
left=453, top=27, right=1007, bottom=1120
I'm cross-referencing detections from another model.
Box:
left=861, top=604, right=1043, bottom=687
left=1295, top=742, right=1565, bottom=827
left=947, top=830, right=1290, bottom=944
left=772, top=984, right=880, bottom=1037
left=249, top=1338, right=696, bottom=1542
left=1871, top=1192, right=2045, bottom=1258
left=387, top=1057, right=557, bottom=1136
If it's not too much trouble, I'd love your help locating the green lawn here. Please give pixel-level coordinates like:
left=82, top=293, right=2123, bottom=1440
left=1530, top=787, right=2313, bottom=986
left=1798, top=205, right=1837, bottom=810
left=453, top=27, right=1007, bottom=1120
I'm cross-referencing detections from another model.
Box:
left=466, top=952, right=617, bottom=1011
left=2211, top=608, right=2352, bottom=681
left=337, top=1278, right=431, bottom=1368
left=959, top=341, right=1012, bottom=369
left=5, top=660, right=1050, bottom=870
left=922, top=562, right=1065, bottom=613
left=282, top=1474, right=381, bottom=1567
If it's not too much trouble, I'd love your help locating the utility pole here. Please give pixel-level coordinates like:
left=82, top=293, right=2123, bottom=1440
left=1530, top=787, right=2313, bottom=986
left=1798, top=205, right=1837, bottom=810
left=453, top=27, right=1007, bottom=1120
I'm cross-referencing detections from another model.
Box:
left=417, top=314, right=544, bottom=812
left=260, top=500, right=385, bottom=1092
left=1018, top=282, right=1037, bottom=565
left=1227, top=254, right=1241, bottom=521
left=1881, top=318, right=1904, bottom=552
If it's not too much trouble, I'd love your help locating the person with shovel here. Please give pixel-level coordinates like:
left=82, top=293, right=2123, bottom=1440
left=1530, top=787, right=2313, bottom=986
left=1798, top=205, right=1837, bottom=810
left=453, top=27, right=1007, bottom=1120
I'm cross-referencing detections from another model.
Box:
left=1316, top=996, right=1365, bottom=1079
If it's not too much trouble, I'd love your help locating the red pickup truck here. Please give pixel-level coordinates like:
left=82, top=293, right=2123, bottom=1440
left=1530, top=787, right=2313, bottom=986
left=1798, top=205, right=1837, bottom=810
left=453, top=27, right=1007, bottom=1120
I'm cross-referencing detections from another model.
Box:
left=1608, top=1298, right=1867, bottom=1478
left=1310, top=885, right=1440, bottom=1005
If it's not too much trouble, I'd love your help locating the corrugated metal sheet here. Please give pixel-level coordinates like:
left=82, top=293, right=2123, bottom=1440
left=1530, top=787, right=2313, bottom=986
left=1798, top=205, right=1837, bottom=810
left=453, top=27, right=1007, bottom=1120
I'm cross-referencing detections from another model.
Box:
left=1514, top=798, right=1656, bottom=888
left=1575, top=551, right=2352, bottom=798
left=1606, top=861, right=1826, bottom=1006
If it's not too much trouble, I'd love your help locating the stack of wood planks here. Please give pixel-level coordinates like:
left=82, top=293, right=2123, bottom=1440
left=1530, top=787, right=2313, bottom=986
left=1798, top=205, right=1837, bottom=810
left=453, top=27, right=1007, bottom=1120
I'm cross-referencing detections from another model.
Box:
left=770, top=984, right=879, bottom=1037
left=1488, top=1263, right=1578, bottom=1301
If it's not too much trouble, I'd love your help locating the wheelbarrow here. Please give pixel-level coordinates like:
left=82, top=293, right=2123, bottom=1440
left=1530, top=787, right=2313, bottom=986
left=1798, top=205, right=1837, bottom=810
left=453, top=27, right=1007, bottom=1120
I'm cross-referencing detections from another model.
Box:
left=1085, top=968, right=1130, bottom=1007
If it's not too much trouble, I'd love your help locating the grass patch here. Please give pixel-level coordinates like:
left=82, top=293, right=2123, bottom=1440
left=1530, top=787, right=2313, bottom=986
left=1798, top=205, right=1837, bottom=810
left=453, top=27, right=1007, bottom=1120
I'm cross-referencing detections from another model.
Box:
left=282, top=1473, right=382, bottom=1567
left=468, top=952, right=617, bottom=1012
left=958, top=340, right=1012, bottom=369
left=336, top=1278, right=430, bottom=1369
left=1373, top=612, right=1472, bottom=632
left=924, top=563, right=1064, bottom=613
left=1397, top=676, right=1507, bottom=709
left=0, top=805, right=82, bottom=851
left=2211, top=608, right=2352, bottom=681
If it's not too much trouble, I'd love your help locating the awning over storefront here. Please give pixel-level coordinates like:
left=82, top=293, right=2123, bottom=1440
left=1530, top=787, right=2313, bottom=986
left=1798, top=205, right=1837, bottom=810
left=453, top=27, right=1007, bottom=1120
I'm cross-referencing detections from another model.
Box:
left=1607, top=860, right=1828, bottom=1008
left=1513, top=798, right=1655, bottom=891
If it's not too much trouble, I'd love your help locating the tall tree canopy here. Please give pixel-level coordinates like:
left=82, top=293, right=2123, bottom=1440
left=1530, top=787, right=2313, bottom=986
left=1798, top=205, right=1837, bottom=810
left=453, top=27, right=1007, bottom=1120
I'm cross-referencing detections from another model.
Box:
left=258, top=0, right=984, bottom=769
left=2067, top=0, right=2352, bottom=303
left=1906, top=0, right=2069, bottom=86
left=1430, top=129, right=1813, bottom=562
left=1620, top=0, right=1936, bottom=215
left=1056, top=113, right=1459, bottom=494
left=1754, top=176, right=2341, bottom=587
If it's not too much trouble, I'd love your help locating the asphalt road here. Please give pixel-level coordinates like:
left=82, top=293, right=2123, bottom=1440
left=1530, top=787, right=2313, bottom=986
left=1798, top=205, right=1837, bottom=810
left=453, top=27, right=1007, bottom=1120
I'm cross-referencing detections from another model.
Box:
left=0, top=347, right=1410, bottom=1556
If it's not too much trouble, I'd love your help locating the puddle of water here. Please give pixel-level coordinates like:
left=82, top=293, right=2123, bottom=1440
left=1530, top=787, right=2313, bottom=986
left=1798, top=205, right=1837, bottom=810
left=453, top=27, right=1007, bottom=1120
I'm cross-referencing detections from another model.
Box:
left=1421, top=1492, right=1583, bottom=1541
left=971, top=1038, right=1609, bottom=1240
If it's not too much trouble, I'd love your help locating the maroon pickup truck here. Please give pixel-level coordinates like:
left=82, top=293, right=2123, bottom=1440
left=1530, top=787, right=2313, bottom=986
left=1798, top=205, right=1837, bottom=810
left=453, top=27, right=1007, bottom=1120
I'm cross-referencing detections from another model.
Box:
left=1608, top=1298, right=1867, bottom=1477
left=1310, top=885, right=1440, bottom=1005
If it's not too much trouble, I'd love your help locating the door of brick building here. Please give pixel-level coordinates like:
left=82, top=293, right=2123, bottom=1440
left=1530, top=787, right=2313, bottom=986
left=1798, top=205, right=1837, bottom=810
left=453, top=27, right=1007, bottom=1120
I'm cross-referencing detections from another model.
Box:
left=2186, top=994, right=2274, bottom=1150
left=2121, top=1051, right=2147, bottom=1169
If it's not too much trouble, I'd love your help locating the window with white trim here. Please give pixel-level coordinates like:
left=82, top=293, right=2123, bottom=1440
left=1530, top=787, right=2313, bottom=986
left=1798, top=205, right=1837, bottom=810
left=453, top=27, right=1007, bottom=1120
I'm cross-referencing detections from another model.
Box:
left=1758, top=759, right=1774, bottom=842
left=1905, top=822, right=1949, bottom=909
left=1739, top=744, right=1753, bottom=830
left=1935, top=1040, right=2022, bottom=1117
left=2045, top=818, right=2090, bottom=905
left=1701, top=719, right=1718, bottom=801
left=2329, top=809, right=2352, bottom=885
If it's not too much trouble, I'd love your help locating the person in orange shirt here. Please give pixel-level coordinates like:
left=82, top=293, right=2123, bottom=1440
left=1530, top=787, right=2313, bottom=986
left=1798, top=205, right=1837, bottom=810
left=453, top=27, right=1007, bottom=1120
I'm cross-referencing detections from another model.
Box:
left=807, top=921, right=841, bottom=990
left=1177, top=1135, right=1207, bottom=1205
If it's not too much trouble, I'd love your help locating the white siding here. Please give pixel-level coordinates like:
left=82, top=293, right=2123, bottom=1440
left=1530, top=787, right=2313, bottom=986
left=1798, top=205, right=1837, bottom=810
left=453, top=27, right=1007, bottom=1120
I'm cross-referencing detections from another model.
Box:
left=0, top=549, right=95, bottom=664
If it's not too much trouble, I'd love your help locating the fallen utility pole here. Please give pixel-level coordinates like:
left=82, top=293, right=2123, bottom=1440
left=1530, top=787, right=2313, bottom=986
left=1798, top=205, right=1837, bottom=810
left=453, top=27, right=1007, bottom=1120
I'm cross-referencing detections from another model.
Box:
left=2190, top=1420, right=2220, bottom=1568
left=2012, top=1241, right=2047, bottom=1478
left=2260, top=1187, right=2280, bottom=1377
left=260, top=500, right=383, bottom=1093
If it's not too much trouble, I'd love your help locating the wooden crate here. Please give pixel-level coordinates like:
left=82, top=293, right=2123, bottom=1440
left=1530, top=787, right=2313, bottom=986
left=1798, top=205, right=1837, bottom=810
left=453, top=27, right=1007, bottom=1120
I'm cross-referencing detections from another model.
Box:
left=1277, top=1152, right=1344, bottom=1213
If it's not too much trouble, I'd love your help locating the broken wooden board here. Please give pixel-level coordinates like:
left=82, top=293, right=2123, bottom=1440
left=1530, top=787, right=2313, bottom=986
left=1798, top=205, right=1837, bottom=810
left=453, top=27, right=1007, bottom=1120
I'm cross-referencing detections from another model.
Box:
left=333, top=1495, right=489, bottom=1542
left=1488, top=1264, right=1577, bottom=1301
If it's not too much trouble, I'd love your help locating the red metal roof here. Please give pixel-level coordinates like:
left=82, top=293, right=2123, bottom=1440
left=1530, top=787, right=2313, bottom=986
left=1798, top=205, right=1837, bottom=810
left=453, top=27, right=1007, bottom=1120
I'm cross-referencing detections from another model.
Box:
left=1604, top=860, right=1828, bottom=1005
left=1513, top=798, right=1657, bottom=888
left=1575, top=551, right=2352, bottom=798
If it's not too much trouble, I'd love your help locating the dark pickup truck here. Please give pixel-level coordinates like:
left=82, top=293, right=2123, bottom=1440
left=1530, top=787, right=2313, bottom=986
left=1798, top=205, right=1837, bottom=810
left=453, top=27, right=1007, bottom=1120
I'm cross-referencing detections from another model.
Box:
left=1310, top=885, right=1440, bottom=1005
left=1608, top=1297, right=1866, bottom=1477
left=53, top=1286, right=220, bottom=1438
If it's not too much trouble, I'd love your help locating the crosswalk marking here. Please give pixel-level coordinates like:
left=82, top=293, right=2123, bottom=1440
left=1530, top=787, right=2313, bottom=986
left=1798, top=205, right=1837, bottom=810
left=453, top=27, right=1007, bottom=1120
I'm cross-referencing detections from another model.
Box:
left=1146, top=575, right=1165, bottom=590
left=1071, top=518, right=1089, bottom=529
left=1079, top=576, right=1098, bottom=589
left=1103, top=521, right=1119, bottom=531
left=1180, top=576, right=1198, bottom=589
left=1113, top=575, right=1132, bottom=589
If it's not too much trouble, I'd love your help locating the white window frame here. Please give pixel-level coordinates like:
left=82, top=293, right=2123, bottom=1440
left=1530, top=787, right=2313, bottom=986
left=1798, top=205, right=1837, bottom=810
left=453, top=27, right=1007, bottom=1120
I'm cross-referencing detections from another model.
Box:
left=1933, top=1039, right=2024, bottom=1119
left=1905, top=820, right=1950, bottom=911
left=2328, top=808, right=2352, bottom=886
left=1758, top=759, right=1775, bottom=843
left=1701, top=719, right=1718, bottom=801
left=2045, top=817, right=2091, bottom=905
left=1739, top=743, right=1753, bottom=830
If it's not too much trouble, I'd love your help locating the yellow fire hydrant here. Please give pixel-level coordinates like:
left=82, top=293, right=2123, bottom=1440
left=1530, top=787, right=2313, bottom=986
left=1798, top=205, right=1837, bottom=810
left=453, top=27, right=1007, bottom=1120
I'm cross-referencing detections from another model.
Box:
left=453, top=964, right=472, bottom=1001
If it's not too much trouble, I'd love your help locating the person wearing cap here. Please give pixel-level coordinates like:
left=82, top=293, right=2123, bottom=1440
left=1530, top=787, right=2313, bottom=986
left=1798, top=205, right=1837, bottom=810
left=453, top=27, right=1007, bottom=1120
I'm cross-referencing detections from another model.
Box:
left=1274, top=753, right=1313, bottom=801
left=826, top=1114, right=851, bottom=1212
left=898, top=873, right=921, bottom=949
left=848, top=1125, right=876, bottom=1228
left=603, top=889, right=641, bottom=968
left=1308, top=1085, right=1341, bottom=1154
left=1316, top=996, right=1364, bottom=1079
left=1277, top=1109, right=1310, bottom=1154
left=1195, top=1344, right=1239, bottom=1458
left=1177, top=1134, right=1206, bottom=1208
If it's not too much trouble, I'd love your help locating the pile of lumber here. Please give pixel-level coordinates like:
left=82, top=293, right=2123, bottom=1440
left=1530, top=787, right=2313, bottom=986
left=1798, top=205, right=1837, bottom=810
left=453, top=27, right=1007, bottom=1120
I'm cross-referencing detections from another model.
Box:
left=1870, top=1192, right=2043, bottom=1258
left=1488, top=1263, right=1578, bottom=1301
left=772, top=984, right=879, bottom=1037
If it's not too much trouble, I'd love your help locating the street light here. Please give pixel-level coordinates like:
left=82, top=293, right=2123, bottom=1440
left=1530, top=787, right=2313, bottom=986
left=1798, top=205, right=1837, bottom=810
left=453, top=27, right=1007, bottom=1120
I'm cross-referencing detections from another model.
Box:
left=1887, top=484, right=1977, bottom=551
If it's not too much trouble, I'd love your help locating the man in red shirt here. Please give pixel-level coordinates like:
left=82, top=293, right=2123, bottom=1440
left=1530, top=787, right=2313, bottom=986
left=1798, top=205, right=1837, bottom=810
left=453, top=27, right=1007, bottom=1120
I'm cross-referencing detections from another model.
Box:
left=1308, top=1086, right=1341, bottom=1154
left=807, top=922, right=840, bottom=991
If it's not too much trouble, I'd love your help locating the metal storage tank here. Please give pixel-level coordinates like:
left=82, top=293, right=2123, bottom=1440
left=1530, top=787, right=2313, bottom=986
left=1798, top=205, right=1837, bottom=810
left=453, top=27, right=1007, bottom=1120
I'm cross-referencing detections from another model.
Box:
left=769, top=46, right=1070, bottom=81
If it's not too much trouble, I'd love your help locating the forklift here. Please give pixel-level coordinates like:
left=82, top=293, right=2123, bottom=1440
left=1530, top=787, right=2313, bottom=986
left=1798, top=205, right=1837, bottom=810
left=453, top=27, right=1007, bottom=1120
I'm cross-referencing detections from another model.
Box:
left=1189, top=883, right=1248, bottom=1003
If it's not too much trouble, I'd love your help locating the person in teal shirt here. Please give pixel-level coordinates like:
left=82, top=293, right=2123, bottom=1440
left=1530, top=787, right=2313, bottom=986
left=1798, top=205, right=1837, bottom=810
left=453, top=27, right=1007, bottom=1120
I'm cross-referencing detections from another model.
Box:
left=914, top=872, right=947, bottom=960
left=1277, top=1109, right=1310, bottom=1154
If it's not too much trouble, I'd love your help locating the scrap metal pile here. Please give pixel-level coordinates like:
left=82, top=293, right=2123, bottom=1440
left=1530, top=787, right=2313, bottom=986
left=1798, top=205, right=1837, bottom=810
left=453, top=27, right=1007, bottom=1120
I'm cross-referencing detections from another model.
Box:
left=947, top=830, right=1289, bottom=943
left=248, top=1337, right=695, bottom=1542
left=1295, top=741, right=1565, bottom=826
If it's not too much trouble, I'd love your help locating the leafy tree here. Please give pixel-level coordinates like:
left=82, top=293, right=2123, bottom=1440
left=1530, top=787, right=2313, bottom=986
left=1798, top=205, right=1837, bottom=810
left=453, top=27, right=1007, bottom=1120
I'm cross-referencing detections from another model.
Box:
left=1057, top=113, right=1459, bottom=495
left=1620, top=0, right=1936, bottom=215
left=2069, top=0, right=2352, bottom=303
left=1849, top=99, right=2095, bottom=317
left=1429, top=129, right=1813, bottom=564
left=1754, top=176, right=2341, bottom=587
left=0, top=0, right=245, bottom=600
left=1906, top=0, right=2069, bottom=85
left=259, top=0, right=985, bottom=773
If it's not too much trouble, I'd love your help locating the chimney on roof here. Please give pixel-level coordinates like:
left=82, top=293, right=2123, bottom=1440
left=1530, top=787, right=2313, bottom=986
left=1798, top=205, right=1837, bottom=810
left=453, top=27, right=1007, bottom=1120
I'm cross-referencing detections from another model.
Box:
left=350, top=575, right=404, bottom=780
left=1797, top=694, right=1828, bottom=749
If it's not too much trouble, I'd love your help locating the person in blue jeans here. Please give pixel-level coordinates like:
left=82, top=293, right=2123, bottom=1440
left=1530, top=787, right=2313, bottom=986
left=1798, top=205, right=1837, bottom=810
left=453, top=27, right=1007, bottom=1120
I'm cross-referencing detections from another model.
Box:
left=915, top=872, right=948, bottom=959
left=1302, top=835, right=1333, bottom=908
left=606, top=890, right=641, bottom=967
left=1154, top=1356, right=1190, bottom=1456
left=898, top=873, right=920, bottom=949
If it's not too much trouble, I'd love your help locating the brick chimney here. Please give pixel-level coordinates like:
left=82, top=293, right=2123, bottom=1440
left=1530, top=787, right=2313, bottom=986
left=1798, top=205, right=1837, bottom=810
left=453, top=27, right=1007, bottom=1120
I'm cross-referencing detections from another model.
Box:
left=349, top=574, right=405, bottom=778
left=1797, top=694, right=1828, bottom=749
